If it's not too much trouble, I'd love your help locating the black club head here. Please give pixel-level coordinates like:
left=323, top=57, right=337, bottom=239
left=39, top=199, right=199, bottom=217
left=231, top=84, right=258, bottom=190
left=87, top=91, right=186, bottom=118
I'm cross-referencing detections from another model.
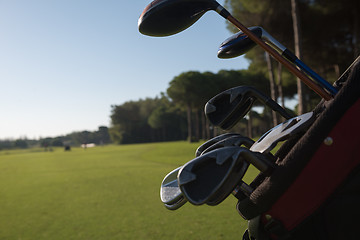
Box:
left=195, top=133, right=241, bottom=157
left=138, top=0, right=220, bottom=37
left=217, top=27, right=262, bottom=59
left=205, top=86, right=257, bottom=130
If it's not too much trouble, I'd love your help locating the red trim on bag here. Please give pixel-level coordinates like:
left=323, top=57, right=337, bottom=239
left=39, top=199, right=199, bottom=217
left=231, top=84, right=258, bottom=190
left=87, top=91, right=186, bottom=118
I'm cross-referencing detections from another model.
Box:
left=264, top=99, right=360, bottom=231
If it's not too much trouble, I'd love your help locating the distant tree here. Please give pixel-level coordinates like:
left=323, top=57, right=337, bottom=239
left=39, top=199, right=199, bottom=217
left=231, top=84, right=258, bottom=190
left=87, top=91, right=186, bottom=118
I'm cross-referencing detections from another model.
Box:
left=110, top=101, right=145, bottom=144
left=40, top=138, right=51, bottom=148
left=51, top=138, right=64, bottom=147
left=96, top=126, right=111, bottom=144
left=167, top=71, right=203, bottom=142
left=0, top=140, right=13, bottom=150
left=0, top=127, right=112, bottom=150
left=14, top=139, right=28, bottom=149
left=148, top=104, right=186, bottom=141
left=108, top=124, right=124, bottom=144
left=110, top=98, right=171, bottom=144
left=291, top=0, right=307, bottom=114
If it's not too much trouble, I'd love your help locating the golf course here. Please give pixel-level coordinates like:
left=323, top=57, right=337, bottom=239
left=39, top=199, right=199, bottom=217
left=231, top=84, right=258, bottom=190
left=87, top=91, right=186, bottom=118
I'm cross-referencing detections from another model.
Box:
left=0, top=141, right=256, bottom=240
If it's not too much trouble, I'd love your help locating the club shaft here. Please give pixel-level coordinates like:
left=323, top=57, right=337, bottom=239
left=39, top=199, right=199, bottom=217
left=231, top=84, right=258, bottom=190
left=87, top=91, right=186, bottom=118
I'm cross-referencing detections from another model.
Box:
left=275, top=47, right=338, bottom=96
left=261, top=29, right=338, bottom=96
left=225, top=15, right=332, bottom=100
left=294, top=59, right=338, bottom=96
left=264, top=98, right=294, bottom=119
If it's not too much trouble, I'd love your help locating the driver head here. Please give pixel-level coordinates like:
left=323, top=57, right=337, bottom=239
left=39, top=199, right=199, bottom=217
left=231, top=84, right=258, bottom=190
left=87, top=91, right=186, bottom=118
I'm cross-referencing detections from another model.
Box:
left=138, top=0, right=220, bottom=36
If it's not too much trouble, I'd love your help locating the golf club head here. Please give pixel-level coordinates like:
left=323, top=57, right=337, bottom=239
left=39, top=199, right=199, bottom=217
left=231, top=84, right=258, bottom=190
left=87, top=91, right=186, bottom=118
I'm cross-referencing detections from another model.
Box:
left=200, top=135, right=254, bottom=156
left=195, top=133, right=240, bottom=157
left=178, top=147, right=250, bottom=206
left=250, top=112, right=315, bottom=154
left=218, top=26, right=286, bottom=59
left=205, top=86, right=256, bottom=129
left=217, top=26, right=262, bottom=59
left=205, top=86, right=293, bottom=130
left=160, top=167, right=187, bottom=210
left=178, top=146, right=274, bottom=206
left=138, top=0, right=221, bottom=37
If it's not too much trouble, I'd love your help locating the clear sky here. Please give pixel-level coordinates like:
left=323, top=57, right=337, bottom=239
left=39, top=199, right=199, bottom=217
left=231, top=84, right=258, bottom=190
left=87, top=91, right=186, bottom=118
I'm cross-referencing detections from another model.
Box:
left=0, top=0, right=249, bottom=139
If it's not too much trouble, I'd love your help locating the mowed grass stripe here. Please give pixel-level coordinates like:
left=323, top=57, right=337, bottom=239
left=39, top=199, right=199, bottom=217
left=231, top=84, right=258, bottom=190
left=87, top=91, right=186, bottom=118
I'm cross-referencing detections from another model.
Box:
left=0, top=142, right=253, bottom=239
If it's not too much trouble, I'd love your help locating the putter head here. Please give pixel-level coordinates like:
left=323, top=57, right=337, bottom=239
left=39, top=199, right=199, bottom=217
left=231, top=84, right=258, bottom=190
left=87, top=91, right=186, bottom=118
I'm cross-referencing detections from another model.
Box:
left=178, top=147, right=250, bottom=206
left=160, top=167, right=187, bottom=210
left=200, top=135, right=254, bottom=156
left=250, top=112, right=315, bottom=154
left=205, top=86, right=257, bottom=130
left=218, top=26, right=262, bottom=59
left=138, top=0, right=219, bottom=37
left=195, top=133, right=241, bottom=157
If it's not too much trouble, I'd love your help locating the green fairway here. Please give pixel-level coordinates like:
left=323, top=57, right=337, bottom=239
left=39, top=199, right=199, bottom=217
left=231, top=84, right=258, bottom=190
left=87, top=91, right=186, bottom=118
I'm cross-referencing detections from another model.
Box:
left=0, top=142, right=257, bottom=240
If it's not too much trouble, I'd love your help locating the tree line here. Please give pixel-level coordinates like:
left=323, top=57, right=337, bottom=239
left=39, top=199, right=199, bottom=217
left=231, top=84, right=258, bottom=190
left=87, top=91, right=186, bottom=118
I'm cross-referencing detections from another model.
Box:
left=109, top=69, right=297, bottom=144
left=0, top=126, right=111, bottom=150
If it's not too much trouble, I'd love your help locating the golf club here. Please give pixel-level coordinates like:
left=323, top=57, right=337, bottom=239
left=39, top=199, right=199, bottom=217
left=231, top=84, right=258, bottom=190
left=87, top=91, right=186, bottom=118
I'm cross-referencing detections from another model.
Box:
left=200, top=135, right=254, bottom=156
left=250, top=112, right=315, bottom=154
left=160, top=167, right=187, bottom=210
left=218, top=27, right=338, bottom=96
left=218, top=27, right=262, bottom=58
left=195, top=133, right=241, bottom=157
left=138, top=0, right=333, bottom=100
left=205, top=86, right=294, bottom=130
left=178, top=146, right=274, bottom=206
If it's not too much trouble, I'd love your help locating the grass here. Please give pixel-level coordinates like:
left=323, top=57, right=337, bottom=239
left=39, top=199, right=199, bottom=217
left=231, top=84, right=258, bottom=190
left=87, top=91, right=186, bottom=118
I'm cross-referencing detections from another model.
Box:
left=0, top=142, right=259, bottom=240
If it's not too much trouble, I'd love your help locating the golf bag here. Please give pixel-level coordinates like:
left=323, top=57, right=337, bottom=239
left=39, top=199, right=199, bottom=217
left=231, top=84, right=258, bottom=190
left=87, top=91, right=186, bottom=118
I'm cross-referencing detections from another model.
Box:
left=240, top=56, right=360, bottom=240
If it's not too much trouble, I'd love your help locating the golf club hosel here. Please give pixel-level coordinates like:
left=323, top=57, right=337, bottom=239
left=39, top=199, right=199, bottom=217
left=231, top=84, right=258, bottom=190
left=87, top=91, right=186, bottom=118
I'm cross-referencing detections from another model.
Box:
left=282, top=49, right=298, bottom=62
left=251, top=87, right=293, bottom=120
left=240, top=150, right=273, bottom=174
left=259, top=27, right=287, bottom=53
left=233, top=181, right=253, bottom=197
left=264, top=98, right=293, bottom=120
left=214, top=4, right=230, bottom=19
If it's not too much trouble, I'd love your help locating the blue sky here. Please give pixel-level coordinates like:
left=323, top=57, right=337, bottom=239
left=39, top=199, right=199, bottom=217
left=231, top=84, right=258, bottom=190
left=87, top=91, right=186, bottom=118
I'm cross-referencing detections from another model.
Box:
left=0, top=0, right=249, bottom=139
